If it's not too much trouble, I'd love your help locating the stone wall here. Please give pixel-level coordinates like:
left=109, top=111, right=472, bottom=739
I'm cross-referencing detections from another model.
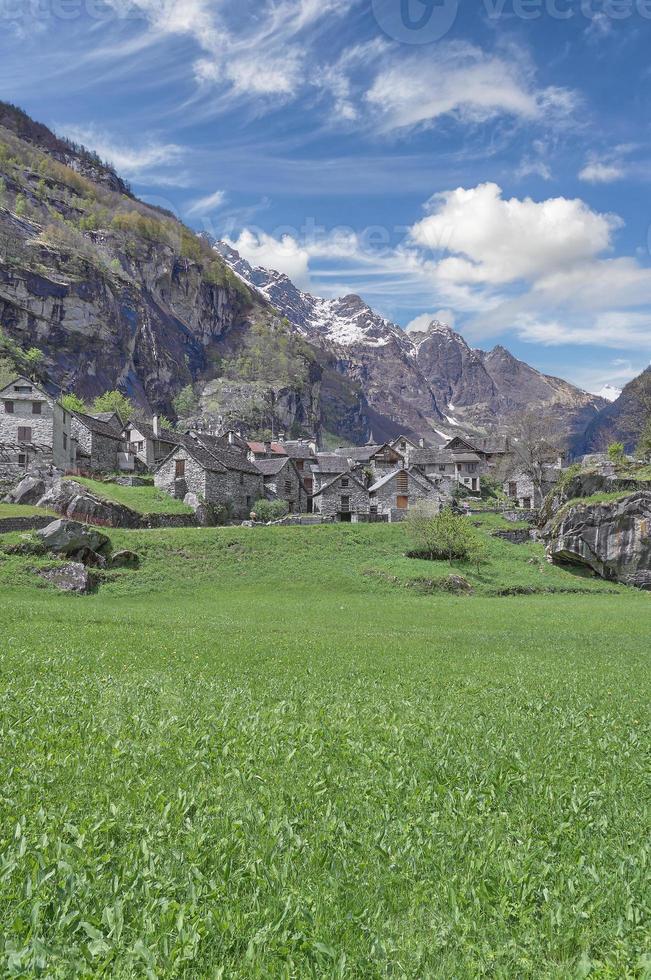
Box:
left=215, top=468, right=264, bottom=519
left=71, top=419, right=122, bottom=472
left=0, top=515, right=53, bottom=534
left=155, top=450, right=208, bottom=500
left=314, top=475, right=369, bottom=519
left=263, top=462, right=307, bottom=514
left=370, top=471, right=439, bottom=520
left=0, top=381, right=74, bottom=471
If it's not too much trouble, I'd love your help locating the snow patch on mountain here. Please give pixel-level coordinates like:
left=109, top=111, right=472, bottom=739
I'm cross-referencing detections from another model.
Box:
left=598, top=384, right=622, bottom=403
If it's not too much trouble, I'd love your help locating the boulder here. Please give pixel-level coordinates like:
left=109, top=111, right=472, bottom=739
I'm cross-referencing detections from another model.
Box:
left=108, top=550, right=141, bottom=569
left=74, top=547, right=107, bottom=568
left=37, top=480, right=142, bottom=528
left=4, top=476, right=46, bottom=506
left=37, top=562, right=94, bottom=594
left=543, top=491, right=651, bottom=589
left=36, top=519, right=110, bottom=557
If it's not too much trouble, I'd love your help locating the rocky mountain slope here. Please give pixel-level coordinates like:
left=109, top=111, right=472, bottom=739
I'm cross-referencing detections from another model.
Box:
left=0, top=103, right=399, bottom=445
left=217, top=243, right=607, bottom=443
left=577, top=367, right=651, bottom=453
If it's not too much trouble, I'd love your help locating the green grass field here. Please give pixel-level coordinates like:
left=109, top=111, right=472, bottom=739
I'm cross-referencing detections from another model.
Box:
left=64, top=477, right=195, bottom=515
left=0, top=521, right=649, bottom=977
left=0, top=503, right=55, bottom=518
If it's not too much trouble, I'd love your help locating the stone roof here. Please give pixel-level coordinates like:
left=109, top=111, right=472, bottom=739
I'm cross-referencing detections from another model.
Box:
left=368, top=467, right=436, bottom=494
left=125, top=420, right=182, bottom=444
left=190, top=432, right=262, bottom=474
left=281, top=441, right=317, bottom=459
left=314, top=454, right=351, bottom=474
left=411, top=449, right=456, bottom=465
left=255, top=457, right=290, bottom=477
left=73, top=411, right=125, bottom=441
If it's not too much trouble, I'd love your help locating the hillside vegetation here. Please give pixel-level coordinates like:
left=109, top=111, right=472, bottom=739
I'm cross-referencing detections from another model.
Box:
left=0, top=521, right=648, bottom=977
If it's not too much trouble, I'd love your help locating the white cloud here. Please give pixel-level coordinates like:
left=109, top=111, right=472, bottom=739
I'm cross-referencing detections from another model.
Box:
left=225, top=229, right=312, bottom=289
left=579, top=161, right=625, bottom=183
left=59, top=123, right=183, bottom=178
left=365, top=43, right=576, bottom=134
left=410, top=182, right=618, bottom=286
left=186, top=190, right=226, bottom=216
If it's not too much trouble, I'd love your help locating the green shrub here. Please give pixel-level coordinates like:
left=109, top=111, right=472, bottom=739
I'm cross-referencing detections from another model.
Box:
left=173, top=385, right=200, bottom=419
left=608, top=442, right=626, bottom=463
left=251, top=499, right=289, bottom=523
left=91, top=390, right=135, bottom=423
left=61, top=393, right=87, bottom=413
left=407, top=504, right=486, bottom=564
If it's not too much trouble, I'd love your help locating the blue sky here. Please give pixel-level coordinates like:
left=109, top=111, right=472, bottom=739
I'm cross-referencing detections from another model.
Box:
left=2, top=0, right=651, bottom=394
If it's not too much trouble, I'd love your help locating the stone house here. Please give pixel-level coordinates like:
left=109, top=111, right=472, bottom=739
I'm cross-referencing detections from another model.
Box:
left=71, top=411, right=129, bottom=473
left=0, top=376, right=75, bottom=479
left=154, top=438, right=263, bottom=519
left=312, top=453, right=351, bottom=493
left=411, top=447, right=481, bottom=493
left=368, top=467, right=443, bottom=521
left=389, top=435, right=423, bottom=466
left=311, top=471, right=369, bottom=522
left=336, top=443, right=405, bottom=482
left=281, top=440, right=318, bottom=497
left=504, top=466, right=561, bottom=510
left=123, top=417, right=183, bottom=470
left=246, top=439, right=288, bottom=461
left=255, top=456, right=308, bottom=513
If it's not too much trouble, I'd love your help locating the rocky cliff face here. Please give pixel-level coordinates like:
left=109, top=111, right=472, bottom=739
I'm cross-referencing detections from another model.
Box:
left=217, top=243, right=606, bottom=444
left=543, top=491, right=651, bottom=589
left=576, top=367, right=651, bottom=454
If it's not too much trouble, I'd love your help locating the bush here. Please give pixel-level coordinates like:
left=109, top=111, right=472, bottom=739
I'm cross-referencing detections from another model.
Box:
left=251, top=499, right=289, bottom=523
left=91, top=390, right=135, bottom=423
left=61, top=393, right=87, bottom=413
left=608, top=442, right=626, bottom=463
left=407, top=504, right=486, bottom=565
left=173, top=385, right=200, bottom=419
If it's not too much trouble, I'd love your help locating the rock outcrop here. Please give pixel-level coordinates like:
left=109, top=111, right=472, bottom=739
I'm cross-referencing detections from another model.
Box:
left=37, top=480, right=142, bottom=528
left=543, top=492, right=651, bottom=589
left=36, top=518, right=110, bottom=557
left=4, top=475, right=46, bottom=506
left=37, top=561, right=95, bottom=594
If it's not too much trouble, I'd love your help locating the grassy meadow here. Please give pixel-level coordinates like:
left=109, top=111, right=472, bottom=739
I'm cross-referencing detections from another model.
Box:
left=0, top=520, right=649, bottom=977
left=64, top=477, right=195, bottom=516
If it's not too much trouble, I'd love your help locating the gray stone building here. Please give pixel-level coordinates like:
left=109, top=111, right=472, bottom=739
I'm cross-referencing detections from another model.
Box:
left=389, top=435, right=423, bottom=466
left=155, top=438, right=263, bottom=519
left=504, top=466, right=561, bottom=509
left=335, top=443, right=405, bottom=482
left=71, top=411, right=128, bottom=473
left=124, top=417, right=183, bottom=470
left=368, top=467, right=443, bottom=521
left=411, top=446, right=482, bottom=494
left=312, top=471, right=370, bottom=522
left=255, top=456, right=308, bottom=513
left=312, top=453, right=352, bottom=493
left=0, top=376, right=75, bottom=481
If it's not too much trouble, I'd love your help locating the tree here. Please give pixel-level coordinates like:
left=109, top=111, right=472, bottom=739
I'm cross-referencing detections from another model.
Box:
left=0, top=355, right=15, bottom=390
left=14, top=194, right=27, bottom=217
left=158, top=416, right=173, bottom=431
left=90, top=390, right=134, bottom=423
left=23, top=347, right=43, bottom=379
left=173, top=384, right=200, bottom=419
left=608, top=442, right=626, bottom=464
left=61, top=393, right=87, bottom=413
left=502, top=411, right=566, bottom=500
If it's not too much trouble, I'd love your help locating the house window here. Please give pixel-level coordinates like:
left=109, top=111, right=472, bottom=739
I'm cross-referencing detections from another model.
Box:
left=523, top=497, right=532, bottom=510
left=341, top=478, right=349, bottom=488
left=341, top=495, right=350, bottom=512
left=240, top=472, right=245, bottom=486
left=439, top=465, right=446, bottom=472
left=397, top=471, right=408, bottom=493
left=296, top=460, right=303, bottom=471
left=14, top=385, right=32, bottom=393
left=396, top=495, right=409, bottom=509
left=63, top=433, right=68, bottom=450
left=32, top=401, right=42, bottom=415
left=175, top=459, right=186, bottom=478
left=4, top=401, right=14, bottom=414
left=18, top=453, right=26, bottom=465
left=508, top=482, right=517, bottom=498
left=17, top=427, right=32, bottom=443
left=400, top=441, right=407, bottom=451
left=284, top=479, right=292, bottom=495
left=246, top=496, right=252, bottom=509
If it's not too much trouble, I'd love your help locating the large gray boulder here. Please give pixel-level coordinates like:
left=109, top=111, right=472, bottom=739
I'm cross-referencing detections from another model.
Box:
left=36, top=519, right=110, bottom=557
left=37, top=480, right=142, bottom=528
left=37, top=562, right=94, bottom=594
left=4, top=476, right=46, bottom=506
left=543, top=491, right=651, bottom=589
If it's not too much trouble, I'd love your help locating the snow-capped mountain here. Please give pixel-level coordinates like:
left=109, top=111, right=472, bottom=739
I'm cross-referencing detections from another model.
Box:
left=598, top=384, right=623, bottom=403
left=216, top=242, right=607, bottom=443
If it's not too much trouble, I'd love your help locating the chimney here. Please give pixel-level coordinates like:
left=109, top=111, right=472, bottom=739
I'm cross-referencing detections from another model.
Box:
left=228, top=431, right=235, bottom=445
left=153, top=415, right=160, bottom=437
left=419, top=438, right=425, bottom=448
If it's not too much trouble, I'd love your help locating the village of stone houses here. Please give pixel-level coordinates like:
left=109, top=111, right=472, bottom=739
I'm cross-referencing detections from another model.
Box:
left=0, top=371, right=649, bottom=591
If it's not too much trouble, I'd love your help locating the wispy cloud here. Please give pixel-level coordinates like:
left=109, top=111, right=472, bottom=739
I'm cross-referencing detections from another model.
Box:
left=186, top=189, right=226, bottom=216
left=58, top=123, right=183, bottom=179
